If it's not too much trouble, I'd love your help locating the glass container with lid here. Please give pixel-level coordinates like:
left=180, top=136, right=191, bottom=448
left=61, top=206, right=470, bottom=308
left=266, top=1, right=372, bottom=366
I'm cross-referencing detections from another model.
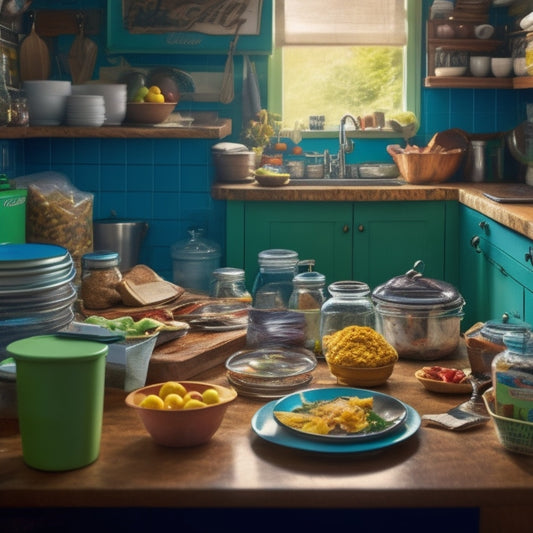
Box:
left=371, top=261, right=465, bottom=360
left=209, top=267, right=252, bottom=302
left=288, top=271, right=327, bottom=354
left=80, top=251, right=122, bottom=310
left=492, top=330, right=533, bottom=421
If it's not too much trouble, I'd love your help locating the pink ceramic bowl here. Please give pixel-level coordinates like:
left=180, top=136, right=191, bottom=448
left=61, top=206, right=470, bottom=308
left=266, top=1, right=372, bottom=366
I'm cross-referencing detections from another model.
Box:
left=125, top=381, right=237, bottom=447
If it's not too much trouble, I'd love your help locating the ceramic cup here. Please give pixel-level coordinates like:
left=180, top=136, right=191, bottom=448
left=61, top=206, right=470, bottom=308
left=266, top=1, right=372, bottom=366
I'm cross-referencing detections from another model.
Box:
left=470, top=56, right=491, bottom=77
left=513, top=57, right=527, bottom=76
left=474, top=24, right=494, bottom=39
left=491, top=57, right=513, bottom=78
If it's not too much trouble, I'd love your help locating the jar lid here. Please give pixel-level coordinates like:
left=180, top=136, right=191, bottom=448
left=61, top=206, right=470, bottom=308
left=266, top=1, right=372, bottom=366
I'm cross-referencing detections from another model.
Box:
left=327, top=280, right=370, bottom=296
left=372, top=261, right=464, bottom=311
left=502, top=330, right=533, bottom=355
left=292, top=271, right=325, bottom=287
left=257, top=249, right=299, bottom=267
left=82, top=250, right=120, bottom=269
left=212, top=267, right=245, bottom=280
left=171, top=228, right=221, bottom=260
left=481, top=313, right=531, bottom=345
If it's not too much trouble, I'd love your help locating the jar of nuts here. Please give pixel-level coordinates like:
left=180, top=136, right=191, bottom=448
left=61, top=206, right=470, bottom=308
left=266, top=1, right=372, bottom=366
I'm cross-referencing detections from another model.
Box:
left=81, top=251, right=123, bottom=310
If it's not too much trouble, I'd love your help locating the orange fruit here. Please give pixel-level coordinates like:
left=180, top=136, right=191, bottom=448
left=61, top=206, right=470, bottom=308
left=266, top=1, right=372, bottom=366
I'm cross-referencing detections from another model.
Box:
left=292, top=146, right=303, bottom=155
left=274, top=142, right=287, bottom=151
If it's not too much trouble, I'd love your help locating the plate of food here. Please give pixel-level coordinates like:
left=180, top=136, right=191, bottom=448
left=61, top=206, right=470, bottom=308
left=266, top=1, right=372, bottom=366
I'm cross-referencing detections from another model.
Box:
left=272, top=387, right=408, bottom=443
left=415, top=366, right=472, bottom=394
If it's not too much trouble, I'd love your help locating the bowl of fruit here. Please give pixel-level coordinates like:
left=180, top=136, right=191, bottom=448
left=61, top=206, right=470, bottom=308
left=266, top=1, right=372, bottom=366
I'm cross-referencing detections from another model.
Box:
left=125, top=380, right=237, bottom=447
left=125, top=85, right=177, bottom=125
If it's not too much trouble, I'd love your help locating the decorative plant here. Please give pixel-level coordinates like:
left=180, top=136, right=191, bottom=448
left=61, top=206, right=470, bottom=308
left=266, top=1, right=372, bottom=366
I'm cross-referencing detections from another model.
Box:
left=242, top=109, right=282, bottom=152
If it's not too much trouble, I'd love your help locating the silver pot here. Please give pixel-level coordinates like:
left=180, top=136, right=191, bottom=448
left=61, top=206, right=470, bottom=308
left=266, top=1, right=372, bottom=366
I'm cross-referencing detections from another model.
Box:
left=212, top=142, right=255, bottom=182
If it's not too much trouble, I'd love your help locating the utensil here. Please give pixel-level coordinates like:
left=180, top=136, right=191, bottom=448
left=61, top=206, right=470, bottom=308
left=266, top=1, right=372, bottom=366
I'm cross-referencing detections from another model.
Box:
left=422, top=401, right=489, bottom=431
left=69, top=12, right=97, bottom=84
left=20, top=11, right=50, bottom=82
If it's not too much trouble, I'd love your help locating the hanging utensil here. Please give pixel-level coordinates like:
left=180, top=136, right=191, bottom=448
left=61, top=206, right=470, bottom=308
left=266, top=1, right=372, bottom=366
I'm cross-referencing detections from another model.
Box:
left=69, top=12, right=98, bottom=85
left=219, top=19, right=244, bottom=104
left=19, top=10, right=50, bottom=82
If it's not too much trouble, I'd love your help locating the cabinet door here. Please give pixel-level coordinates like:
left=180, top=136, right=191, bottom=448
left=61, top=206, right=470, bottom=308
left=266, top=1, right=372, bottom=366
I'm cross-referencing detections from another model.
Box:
left=353, top=202, right=447, bottom=290
left=525, top=288, right=533, bottom=325
left=243, top=201, right=353, bottom=288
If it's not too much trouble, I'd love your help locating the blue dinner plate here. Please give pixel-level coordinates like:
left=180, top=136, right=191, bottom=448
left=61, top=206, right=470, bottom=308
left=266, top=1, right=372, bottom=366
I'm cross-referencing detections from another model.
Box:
left=252, top=393, right=421, bottom=454
left=272, top=387, right=408, bottom=443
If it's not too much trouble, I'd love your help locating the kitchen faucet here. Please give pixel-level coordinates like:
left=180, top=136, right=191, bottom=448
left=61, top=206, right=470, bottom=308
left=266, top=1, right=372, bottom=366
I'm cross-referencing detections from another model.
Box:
left=338, top=113, right=359, bottom=178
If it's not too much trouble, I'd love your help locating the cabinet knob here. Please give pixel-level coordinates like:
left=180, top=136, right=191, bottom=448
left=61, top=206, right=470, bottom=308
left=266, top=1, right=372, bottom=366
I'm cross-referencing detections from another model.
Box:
left=357, top=224, right=364, bottom=232
left=526, top=246, right=533, bottom=266
left=478, top=220, right=489, bottom=234
left=342, top=224, right=350, bottom=233
left=471, top=235, right=481, bottom=253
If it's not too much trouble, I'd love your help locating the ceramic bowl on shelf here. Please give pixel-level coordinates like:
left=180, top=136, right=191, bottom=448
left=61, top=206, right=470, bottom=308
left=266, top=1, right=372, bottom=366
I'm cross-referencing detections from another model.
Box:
left=124, top=102, right=176, bottom=125
left=125, top=380, right=237, bottom=447
left=491, top=58, right=513, bottom=78
left=435, top=66, right=467, bottom=77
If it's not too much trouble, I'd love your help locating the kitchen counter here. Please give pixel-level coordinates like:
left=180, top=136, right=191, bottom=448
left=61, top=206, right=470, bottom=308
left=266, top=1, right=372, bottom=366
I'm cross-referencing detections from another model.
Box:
left=212, top=182, right=533, bottom=241
left=2, top=345, right=532, bottom=533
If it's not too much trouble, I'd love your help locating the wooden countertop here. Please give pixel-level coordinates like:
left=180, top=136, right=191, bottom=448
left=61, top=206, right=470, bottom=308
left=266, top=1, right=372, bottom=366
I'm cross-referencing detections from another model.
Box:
left=212, top=181, right=533, bottom=241
left=2, top=345, right=532, bottom=532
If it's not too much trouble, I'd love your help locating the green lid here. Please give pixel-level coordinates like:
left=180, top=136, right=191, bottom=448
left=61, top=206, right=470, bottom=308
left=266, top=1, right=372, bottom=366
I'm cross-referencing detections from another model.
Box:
left=7, top=335, right=108, bottom=362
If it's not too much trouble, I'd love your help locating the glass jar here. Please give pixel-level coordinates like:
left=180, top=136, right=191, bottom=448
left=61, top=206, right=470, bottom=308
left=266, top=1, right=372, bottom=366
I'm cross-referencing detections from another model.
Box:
left=288, top=271, right=327, bottom=353
left=209, top=267, right=252, bottom=302
left=8, top=93, right=29, bottom=127
left=251, top=249, right=300, bottom=309
left=80, top=251, right=123, bottom=310
left=0, top=52, right=11, bottom=127
left=492, top=330, right=533, bottom=421
left=320, top=281, right=376, bottom=354
left=526, top=32, right=533, bottom=74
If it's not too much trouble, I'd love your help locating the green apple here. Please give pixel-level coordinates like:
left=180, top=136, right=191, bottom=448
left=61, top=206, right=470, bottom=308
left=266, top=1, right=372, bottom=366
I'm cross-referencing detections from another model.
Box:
left=133, top=86, right=149, bottom=102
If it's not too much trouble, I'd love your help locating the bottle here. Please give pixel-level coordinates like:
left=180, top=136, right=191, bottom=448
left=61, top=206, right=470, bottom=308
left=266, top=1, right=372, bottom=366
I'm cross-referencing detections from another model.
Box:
left=0, top=52, right=11, bottom=127
left=320, top=280, right=376, bottom=354
left=491, top=330, right=533, bottom=421
left=209, top=267, right=252, bottom=302
left=251, top=249, right=300, bottom=309
left=288, top=271, right=327, bottom=354
left=80, top=251, right=123, bottom=309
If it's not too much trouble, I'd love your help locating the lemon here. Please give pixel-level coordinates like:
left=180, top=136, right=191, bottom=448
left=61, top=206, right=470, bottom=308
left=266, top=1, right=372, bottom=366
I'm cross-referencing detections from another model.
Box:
left=159, top=381, right=187, bottom=399
left=139, top=394, right=164, bottom=409
left=164, top=393, right=185, bottom=410
left=202, top=388, right=220, bottom=405
left=183, top=399, right=207, bottom=409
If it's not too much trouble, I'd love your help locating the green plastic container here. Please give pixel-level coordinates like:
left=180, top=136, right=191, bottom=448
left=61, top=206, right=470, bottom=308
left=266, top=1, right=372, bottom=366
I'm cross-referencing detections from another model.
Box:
left=0, top=174, right=27, bottom=244
left=7, top=335, right=108, bottom=471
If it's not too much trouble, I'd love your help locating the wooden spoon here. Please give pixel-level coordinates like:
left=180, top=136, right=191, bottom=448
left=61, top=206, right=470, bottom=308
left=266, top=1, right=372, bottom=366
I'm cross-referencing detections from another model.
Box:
left=19, top=11, right=50, bottom=81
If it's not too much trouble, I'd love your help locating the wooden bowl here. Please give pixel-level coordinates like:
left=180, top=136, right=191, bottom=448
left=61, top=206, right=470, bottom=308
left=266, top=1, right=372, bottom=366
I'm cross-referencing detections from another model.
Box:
left=392, top=150, right=465, bottom=184
left=327, top=362, right=395, bottom=387
left=415, top=369, right=472, bottom=394
left=125, top=102, right=176, bottom=125
left=254, top=173, right=291, bottom=187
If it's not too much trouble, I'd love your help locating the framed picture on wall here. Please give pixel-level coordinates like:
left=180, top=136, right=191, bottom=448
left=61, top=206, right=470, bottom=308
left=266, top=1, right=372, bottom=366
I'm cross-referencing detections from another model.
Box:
left=107, top=0, right=273, bottom=54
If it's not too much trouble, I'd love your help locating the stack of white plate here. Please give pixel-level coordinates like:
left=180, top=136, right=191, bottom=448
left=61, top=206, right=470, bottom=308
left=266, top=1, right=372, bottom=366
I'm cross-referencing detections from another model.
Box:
left=65, top=94, right=106, bottom=127
left=0, top=243, right=77, bottom=356
left=72, top=83, right=127, bottom=125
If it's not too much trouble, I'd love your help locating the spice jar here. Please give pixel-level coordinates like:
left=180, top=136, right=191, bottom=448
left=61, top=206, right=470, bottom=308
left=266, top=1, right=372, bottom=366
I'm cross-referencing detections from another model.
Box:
left=492, top=330, right=533, bottom=421
left=288, top=271, right=327, bottom=354
left=526, top=32, right=533, bottom=74
left=319, top=281, right=376, bottom=355
left=81, top=251, right=123, bottom=309
left=209, top=267, right=252, bottom=302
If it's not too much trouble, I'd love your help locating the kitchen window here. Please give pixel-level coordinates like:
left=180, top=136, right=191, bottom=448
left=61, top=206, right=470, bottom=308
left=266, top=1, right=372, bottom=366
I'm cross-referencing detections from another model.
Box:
left=270, top=0, right=421, bottom=134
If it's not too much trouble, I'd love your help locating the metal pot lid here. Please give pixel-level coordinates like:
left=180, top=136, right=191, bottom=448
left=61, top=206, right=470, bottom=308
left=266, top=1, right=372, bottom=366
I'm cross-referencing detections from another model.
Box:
left=371, top=260, right=464, bottom=309
left=480, top=313, right=531, bottom=344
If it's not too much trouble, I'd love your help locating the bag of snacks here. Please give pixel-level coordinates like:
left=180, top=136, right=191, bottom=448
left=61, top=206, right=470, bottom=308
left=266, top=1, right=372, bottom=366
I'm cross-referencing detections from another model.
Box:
left=14, top=172, right=94, bottom=283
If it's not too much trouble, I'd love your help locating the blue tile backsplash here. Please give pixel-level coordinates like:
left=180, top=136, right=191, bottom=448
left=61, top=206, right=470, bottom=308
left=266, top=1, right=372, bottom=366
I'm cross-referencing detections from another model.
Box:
left=2, top=0, right=530, bottom=280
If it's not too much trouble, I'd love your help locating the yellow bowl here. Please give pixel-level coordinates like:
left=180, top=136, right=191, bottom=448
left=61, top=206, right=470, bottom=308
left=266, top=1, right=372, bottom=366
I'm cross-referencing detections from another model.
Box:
left=125, top=102, right=176, bottom=125
left=327, top=362, right=395, bottom=387
left=125, top=381, right=237, bottom=447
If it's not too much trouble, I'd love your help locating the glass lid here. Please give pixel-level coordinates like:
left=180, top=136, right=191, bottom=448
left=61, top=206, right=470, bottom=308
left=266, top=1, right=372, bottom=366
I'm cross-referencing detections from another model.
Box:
left=481, top=312, right=531, bottom=344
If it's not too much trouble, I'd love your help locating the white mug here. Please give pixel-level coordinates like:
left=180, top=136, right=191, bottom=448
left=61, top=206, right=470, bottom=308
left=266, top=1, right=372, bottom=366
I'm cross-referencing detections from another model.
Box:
left=491, top=57, right=513, bottom=78
left=470, top=56, right=490, bottom=77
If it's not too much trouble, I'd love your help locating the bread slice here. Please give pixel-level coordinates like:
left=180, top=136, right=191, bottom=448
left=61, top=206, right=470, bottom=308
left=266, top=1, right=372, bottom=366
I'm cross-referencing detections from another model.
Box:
left=117, top=265, right=184, bottom=306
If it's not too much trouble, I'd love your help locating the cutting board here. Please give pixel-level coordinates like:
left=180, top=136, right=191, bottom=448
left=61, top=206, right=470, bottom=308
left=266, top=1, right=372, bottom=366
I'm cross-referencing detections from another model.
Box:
left=146, top=329, right=246, bottom=383
left=483, top=184, right=533, bottom=203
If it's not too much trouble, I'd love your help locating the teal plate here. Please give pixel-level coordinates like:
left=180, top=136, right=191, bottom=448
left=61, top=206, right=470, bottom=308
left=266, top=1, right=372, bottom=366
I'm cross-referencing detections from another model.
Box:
left=252, top=393, right=420, bottom=454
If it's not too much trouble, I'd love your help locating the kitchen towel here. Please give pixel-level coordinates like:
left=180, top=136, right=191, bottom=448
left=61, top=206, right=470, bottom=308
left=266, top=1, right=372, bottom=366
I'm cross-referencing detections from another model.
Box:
left=242, top=55, right=262, bottom=127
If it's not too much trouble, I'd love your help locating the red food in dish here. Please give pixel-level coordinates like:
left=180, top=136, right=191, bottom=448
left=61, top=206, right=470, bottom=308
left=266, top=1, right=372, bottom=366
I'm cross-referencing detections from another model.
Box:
left=420, top=365, right=469, bottom=384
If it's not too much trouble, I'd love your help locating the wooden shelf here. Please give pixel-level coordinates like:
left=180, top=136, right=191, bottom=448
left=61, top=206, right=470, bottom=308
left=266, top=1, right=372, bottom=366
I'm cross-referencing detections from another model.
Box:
left=513, top=76, right=533, bottom=89
left=0, top=119, right=232, bottom=140
left=425, top=76, right=514, bottom=88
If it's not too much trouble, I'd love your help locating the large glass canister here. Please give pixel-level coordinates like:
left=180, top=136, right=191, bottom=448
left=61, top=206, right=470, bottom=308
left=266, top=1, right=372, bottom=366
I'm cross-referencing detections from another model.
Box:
left=319, top=281, right=376, bottom=354
left=251, top=249, right=300, bottom=309
left=288, top=271, right=327, bottom=354
left=491, top=330, right=533, bottom=421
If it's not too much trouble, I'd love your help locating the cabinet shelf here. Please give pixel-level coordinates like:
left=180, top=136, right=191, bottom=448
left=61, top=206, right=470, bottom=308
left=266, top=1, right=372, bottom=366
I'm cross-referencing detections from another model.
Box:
left=425, top=76, right=514, bottom=88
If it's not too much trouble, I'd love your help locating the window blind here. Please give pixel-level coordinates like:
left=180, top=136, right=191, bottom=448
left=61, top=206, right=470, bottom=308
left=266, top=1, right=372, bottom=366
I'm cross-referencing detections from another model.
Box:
left=276, top=0, right=407, bottom=46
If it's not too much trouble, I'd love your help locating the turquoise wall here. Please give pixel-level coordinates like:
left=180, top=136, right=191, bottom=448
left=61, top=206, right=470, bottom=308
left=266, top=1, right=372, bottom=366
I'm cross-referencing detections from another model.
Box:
left=2, top=0, right=529, bottom=279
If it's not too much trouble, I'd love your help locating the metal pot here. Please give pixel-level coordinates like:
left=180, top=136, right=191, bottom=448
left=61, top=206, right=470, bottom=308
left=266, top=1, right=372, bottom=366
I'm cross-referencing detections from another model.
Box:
left=212, top=142, right=255, bottom=182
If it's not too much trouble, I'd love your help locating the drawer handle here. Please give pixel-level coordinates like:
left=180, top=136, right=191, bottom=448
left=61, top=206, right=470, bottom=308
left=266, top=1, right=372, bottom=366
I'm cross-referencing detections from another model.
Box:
left=478, top=221, right=489, bottom=234
left=526, top=246, right=533, bottom=266
left=471, top=235, right=481, bottom=252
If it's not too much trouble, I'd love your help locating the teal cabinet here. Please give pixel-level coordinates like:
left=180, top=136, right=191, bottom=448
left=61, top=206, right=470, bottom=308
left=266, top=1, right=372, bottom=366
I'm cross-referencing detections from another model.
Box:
left=226, top=200, right=457, bottom=292
left=459, top=206, right=533, bottom=328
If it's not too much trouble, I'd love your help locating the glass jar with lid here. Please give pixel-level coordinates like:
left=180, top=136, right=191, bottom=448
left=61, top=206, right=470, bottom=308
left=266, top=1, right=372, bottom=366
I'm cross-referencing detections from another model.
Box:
left=288, top=271, right=327, bottom=354
left=319, top=280, right=376, bottom=356
left=80, top=251, right=122, bottom=309
left=492, top=330, right=533, bottom=421
left=209, top=267, right=252, bottom=302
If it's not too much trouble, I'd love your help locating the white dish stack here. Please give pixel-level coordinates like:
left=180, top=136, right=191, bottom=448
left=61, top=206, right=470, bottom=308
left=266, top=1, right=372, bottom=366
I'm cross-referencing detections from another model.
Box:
left=65, top=94, right=106, bottom=127
left=72, top=83, right=127, bottom=125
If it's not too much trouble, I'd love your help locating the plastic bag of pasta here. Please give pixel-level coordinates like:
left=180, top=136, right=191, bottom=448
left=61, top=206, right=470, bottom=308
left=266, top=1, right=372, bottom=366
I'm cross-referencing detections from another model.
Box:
left=14, top=172, right=94, bottom=283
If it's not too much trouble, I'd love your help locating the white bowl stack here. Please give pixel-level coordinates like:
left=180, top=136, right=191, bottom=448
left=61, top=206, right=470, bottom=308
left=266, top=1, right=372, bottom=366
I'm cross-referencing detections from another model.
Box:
left=72, top=83, right=127, bottom=125
left=23, top=81, right=72, bottom=126
left=65, top=94, right=106, bottom=127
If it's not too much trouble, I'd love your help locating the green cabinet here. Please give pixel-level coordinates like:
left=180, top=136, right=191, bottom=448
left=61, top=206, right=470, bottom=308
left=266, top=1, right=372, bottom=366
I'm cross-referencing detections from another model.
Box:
left=225, top=200, right=458, bottom=292
left=459, top=205, right=533, bottom=328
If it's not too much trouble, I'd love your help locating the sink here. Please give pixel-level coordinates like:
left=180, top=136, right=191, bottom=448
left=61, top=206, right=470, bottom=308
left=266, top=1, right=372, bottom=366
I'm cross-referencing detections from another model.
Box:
left=290, top=178, right=404, bottom=186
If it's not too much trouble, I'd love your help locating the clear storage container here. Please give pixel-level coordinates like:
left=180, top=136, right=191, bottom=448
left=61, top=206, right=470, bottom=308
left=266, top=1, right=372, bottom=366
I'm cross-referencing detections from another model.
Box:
left=209, top=267, right=251, bottom=302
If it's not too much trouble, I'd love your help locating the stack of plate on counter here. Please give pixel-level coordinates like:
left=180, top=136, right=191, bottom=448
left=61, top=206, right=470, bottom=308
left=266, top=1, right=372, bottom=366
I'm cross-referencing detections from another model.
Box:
left=65, top=94, right=106, bottom=127
left=0, top=243, right=77, bottom=356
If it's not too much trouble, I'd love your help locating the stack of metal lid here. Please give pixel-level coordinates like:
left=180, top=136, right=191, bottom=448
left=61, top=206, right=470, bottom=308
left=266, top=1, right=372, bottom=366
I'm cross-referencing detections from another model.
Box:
left=0, top=243, right=77, bottom=356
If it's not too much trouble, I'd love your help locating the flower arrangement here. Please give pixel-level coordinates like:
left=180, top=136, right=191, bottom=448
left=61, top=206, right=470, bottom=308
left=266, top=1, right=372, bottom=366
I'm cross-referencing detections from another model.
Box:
left=242, top=109, right=282, bottom=152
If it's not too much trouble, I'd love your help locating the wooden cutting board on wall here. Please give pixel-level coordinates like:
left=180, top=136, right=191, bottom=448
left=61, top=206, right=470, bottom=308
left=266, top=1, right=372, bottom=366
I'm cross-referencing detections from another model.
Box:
left=19, top=13, right=50, bottom=81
